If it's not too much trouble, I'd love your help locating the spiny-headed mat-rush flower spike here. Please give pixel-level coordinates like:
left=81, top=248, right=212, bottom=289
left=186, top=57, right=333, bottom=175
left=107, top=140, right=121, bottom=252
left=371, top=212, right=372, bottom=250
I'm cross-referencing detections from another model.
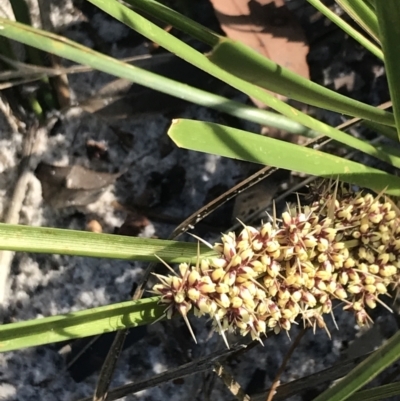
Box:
left=151, top=186, right=400, bottom=346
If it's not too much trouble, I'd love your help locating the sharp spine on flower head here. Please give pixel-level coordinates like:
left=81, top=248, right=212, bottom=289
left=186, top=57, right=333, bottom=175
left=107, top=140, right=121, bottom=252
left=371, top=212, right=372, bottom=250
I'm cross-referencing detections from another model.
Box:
left=152, top=185, right=400, bottom=346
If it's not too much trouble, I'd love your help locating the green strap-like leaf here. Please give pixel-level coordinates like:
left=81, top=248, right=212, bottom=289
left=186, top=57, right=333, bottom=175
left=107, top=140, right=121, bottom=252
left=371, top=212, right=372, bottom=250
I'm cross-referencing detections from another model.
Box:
left=337, top=0, right=380, bottom=43
left=0, top=297, right=163, bottom=352
left=0, top=12, right=394, bottom=165
left=84, top=0, right=400, bottom=170
left=87, top=0, right=394, bottom=127
left=312, top=329, right=400, bottom=401
left=0, top=223, right=216, bottom=262
left=0, top=18, right=319, bottom=137
left=168, top=119, right=400, bottom=195
left=84, top=0, right=400, bottom=168
left=123, top=0, right=220, bottom=47
left=346, top=382, right=400, bottom=401
left=376, top=1, right=400, bottom=141
left=208, top=39, right=388, bottom=125
left=123, top=0, right=388, bottom=124
left=362, top=119, right=398, bottom=142
left=307, top=0, right=382, bottom=60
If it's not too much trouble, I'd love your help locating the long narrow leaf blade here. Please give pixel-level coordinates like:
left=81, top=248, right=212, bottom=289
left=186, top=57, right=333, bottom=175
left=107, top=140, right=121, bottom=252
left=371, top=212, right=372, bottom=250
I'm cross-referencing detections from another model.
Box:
left=312, top=330, right=400, bottom=401
left=375, top=1, right=400, bottom=140
left=0, top=16, right=395, bottom=168
left=0, top=223, right=216, bottom=262
left=87, top=0, right=394, bottom=127
left=208, top=39, right=387, bottom=123
left=168, top=119, right=400, bottom=195
left=0, top=18, right=315, bottom=136
left=307, top=0, right=382, bottom=60
left=337, top=0, right=380, bottom=43
left=346, top=382, right=400, bottom=401
left=124, top=0, right=220, bottom=47
left=0, top=297, right=163, bottom=352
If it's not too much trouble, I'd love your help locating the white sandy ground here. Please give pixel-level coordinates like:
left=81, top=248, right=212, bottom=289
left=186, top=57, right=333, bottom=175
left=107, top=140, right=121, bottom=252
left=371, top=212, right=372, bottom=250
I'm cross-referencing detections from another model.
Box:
left=0, top=1, right=398, bottom=400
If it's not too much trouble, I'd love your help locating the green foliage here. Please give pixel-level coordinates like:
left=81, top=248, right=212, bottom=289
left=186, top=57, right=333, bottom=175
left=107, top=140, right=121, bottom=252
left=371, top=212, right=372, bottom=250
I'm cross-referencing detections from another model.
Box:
left=0, top=1, right=400, bottom=400
left=0, top=223, right=216, bottom=263
left=0, top=298, right=163, bottom=352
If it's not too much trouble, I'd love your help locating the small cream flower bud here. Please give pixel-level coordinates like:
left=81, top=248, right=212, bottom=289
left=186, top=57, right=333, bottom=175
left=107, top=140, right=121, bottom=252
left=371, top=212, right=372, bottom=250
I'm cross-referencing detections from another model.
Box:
left=188, top=288, right=200, bottom=301
left=379, top=265, right=397, bottom=277
left=347, top=284, right=363, bottom=294
left=174, top=292, right=185, bottom=304
left=179, top=263, right=189, bottom=277
left=335, top=287, right=347, bottom=299
left=216, top=283, right=230, bottom=294
left=211, top=269, right=225, bottom=282
left=255, top=319, right=266, bottom=334
left=231, top=297, right=243, bottom=308
left=218, top=293, right=230, bottom=308
left=210, top=258, right=227, bottom=269
left=368, top=264, right=379, bottom=274
left=375, top=282, right=387, bottom=294
left=365, top=294, right=377, bottom=309
left=188, top=270, right=200, bottom=286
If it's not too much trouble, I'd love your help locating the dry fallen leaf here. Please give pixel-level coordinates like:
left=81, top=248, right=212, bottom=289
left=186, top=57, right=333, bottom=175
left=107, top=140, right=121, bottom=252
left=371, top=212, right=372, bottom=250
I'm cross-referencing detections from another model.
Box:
left=209, top=0, right=309, bottom=83
left=35, top=162, right=123, bottom=208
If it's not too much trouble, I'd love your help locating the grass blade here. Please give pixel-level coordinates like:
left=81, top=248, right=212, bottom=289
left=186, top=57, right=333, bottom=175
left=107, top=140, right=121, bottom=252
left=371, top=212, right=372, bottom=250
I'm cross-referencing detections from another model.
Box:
left=0, top=297, right=163, bottom=352
left=208, top=39, right=388, bottom=124
left=336, top=0, right=380, bottom=43
left=375, top=1, right=400, bottom=140
left=311, top=330, right=400, bottom=401
left=307, top=0, right=382, bottom=60
left=88, top=0, right=394, bottom=126
left=346, top=382, right=400, bottom=401
left=362, top=119, right=398, bottom=142
left=168, top=119, right=400, bottom=196
left=0, top=15, right=395, bottom=160
left=0, top=223, right=216, bottom=262
left=0, top=18, right=318, bottom=137
left=123, top=0, right=219, bottom=46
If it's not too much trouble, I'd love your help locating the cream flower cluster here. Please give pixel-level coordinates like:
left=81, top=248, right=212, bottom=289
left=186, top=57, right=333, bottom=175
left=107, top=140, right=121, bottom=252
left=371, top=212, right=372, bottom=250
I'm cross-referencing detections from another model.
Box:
left=152, top=189, right=400, bottom=343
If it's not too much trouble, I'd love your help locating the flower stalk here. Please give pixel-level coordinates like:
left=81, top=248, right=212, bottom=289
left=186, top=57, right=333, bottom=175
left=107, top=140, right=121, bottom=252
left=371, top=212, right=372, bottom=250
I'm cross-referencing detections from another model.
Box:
left=152, top=186, right=400, bottom=344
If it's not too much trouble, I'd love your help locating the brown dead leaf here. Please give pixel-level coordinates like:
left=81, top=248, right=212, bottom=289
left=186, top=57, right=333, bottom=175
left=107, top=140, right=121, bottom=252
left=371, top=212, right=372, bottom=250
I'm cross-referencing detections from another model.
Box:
left=209, top=0, right=310, bottom=94
left=35, top=162, right=123, bottom=208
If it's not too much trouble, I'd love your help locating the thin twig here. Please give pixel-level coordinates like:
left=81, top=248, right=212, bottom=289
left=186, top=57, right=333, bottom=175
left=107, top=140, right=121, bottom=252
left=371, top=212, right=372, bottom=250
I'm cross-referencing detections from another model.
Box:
left=77, top=348, right=372, bottom=401
left=266, top=328, right=307, bottom=401
left=0, top=121, right=40, bottom=304
left=37, top=0, right=70, bottom=108
left=92, top=263, right=158, bottom=401
left=254, top=352, right=372, bottom=401
left=0, top=54, right=165, bottom=89
left=0, top=93, right=21, bottom=133
left=79, top=344, right=246, bottom=401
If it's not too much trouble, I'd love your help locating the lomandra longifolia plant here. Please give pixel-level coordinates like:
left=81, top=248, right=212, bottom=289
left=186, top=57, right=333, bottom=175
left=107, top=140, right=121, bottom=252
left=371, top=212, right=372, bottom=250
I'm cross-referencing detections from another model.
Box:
left=153, top=184, right=400, bottom=345
left=2, top=1, right=400, bottom=400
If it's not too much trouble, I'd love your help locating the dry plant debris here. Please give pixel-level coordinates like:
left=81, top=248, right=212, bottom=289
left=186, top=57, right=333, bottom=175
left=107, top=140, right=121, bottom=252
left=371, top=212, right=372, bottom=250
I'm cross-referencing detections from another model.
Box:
left=153, top=185, right=400, bottom=345
left=209, top=0, right=310, bottom=87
